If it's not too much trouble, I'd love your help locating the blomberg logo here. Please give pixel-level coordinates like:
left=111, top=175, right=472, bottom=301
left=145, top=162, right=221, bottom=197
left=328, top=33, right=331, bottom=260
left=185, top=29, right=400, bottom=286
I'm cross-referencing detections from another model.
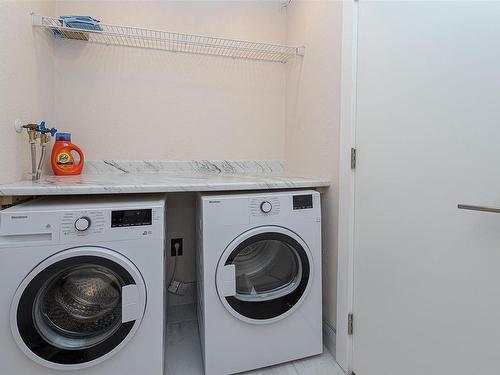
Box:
left=208, top=200, right=221, bottom=204
left=11, top=215, right=28, bottom=219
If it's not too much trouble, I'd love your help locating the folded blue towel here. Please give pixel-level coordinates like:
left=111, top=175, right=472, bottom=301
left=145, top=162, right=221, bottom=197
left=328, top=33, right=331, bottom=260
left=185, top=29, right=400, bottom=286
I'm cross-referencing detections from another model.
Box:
left=53, top=15, right=102, bottom=36
left=61, top=16, right=102, bottom=31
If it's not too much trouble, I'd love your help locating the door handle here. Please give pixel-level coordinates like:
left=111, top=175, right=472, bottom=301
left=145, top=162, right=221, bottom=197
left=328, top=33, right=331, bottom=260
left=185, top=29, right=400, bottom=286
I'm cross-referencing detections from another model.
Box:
left=457, top=204, right=500, bottom=214
left=219, top=264, right=236, bottom=297
left=122, top=284, right=141, bottom=323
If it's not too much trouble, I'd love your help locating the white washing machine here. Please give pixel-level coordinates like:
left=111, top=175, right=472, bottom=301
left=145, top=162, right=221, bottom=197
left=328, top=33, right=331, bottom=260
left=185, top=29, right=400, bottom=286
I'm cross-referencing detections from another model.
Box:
left=197, top=190, right=322, bottom=375
left=0, top=194, right=166, bottom=375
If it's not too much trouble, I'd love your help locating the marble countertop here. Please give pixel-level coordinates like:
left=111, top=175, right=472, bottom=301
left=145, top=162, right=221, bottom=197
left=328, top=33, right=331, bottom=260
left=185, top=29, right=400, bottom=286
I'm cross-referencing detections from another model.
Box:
left=0, top=160, right=330, bottom=196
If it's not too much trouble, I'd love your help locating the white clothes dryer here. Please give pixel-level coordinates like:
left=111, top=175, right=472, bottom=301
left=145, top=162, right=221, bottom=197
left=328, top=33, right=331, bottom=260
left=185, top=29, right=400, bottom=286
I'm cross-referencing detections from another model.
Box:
left=197, top=190, right=323, bottom=375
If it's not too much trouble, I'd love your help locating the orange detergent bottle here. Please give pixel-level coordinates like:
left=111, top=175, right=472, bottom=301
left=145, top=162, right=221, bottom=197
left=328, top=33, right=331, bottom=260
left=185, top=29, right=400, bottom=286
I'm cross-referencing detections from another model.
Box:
left=51, top=133, right=84, bottom=175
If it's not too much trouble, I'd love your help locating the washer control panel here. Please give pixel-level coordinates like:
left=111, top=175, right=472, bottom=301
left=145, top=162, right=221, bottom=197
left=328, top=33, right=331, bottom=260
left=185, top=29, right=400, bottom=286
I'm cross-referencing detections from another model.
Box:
left=62, top=211, right=105, bottom=237
left=0, top=195, right=166, bottom=247
left=250, top=197, right=281, bottom=217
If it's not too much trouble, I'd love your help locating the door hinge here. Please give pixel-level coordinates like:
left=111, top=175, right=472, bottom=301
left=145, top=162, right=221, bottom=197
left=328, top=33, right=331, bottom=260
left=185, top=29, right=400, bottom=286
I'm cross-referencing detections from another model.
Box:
left=350, top=148, right=356, bottom=169
left=348, top=313, right=354, bottom=335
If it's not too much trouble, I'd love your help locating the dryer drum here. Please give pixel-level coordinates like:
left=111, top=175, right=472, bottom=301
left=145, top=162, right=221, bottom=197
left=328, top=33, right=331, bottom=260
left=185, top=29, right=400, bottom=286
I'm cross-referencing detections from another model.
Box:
left=223, top=231, right=311, bottom=321
left=233, top=239, right=302, bottom=301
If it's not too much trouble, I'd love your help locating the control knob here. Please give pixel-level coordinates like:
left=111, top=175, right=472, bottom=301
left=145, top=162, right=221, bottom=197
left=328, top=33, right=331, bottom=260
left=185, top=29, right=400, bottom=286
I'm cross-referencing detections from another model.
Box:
left=260, top=201, right=272, bottom=214
left=75, top=217, right=91, bottom=231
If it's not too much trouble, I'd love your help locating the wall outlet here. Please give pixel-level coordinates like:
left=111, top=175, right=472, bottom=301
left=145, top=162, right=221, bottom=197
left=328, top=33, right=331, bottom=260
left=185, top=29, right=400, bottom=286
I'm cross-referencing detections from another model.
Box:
left=171, top=238, right=183, bottom=256
left=168, top=280, right=180, bottom=294
left=168, top=279, right=190, bottom=296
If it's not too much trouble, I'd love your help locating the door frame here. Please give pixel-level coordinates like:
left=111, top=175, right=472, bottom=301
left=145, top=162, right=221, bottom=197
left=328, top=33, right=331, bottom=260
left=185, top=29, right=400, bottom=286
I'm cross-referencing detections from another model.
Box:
left=336, top=0, right=359, bottom=373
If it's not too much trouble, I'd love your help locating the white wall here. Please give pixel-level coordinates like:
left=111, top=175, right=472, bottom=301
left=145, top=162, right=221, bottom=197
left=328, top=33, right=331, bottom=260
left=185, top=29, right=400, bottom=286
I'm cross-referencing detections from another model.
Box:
left=48, top=0, right=290, bottom=292
left=285, top=0, right=343, bottom=330
left=0, top=2, right=343, bottom=328
left=0, top=1, right=54, bottom=184
left=52, top=1, right=288, bottom=161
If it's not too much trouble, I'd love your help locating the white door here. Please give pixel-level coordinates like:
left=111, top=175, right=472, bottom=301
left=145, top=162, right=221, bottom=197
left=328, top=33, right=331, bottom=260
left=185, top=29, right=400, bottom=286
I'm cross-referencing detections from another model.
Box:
left=353, top=2, right=500, bottom=374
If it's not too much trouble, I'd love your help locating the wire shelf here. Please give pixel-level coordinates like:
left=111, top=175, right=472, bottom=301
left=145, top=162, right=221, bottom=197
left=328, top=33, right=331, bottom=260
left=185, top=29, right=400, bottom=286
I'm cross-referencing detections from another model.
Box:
left=32, top=14, right=305, bottom=63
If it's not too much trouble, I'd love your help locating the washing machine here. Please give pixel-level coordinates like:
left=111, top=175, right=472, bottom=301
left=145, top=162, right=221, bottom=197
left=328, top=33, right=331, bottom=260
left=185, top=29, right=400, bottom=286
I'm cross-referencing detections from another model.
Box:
left=0, top=194, right=166, bottom=375
left=197, top=190, right=322, bottom=375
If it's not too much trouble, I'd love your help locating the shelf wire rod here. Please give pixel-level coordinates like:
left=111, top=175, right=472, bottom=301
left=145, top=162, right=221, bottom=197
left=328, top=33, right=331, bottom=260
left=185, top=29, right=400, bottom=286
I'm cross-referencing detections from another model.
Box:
left=161, top=31, right=165, bottom=50
left=137, top=27, right=144, bottom=48
left=273, top=45, right=284, bottom=62
left=132, top=27, right=140, bottom=48
left=222, top=39, right=231, bottom=58
left=270, top=45, right=284, bottom=63
left=172, top=32, right=178, bottom=53
left=101, top=25, right=110, bottom=45
left=139, top=27, right=146, bottom=49
left=160, top=30, right=165, bottom=51
left=150, top=29, right=155, bottom=49
left=214, top=37, right=224, bottom=57
left=106, top=25, right=117, bottom=46
left=144, top=28, right=150, bottom=48
left=223, top=39, right=230, bottom=58
left=243, top=41, right=253, bottom=60
left=259, top=44, right=272, bottom=61
left=195, top=34, right=200, bottom=55
left=200, top=36, right=205, bottom=55
left=180, top=33, right=185, bottom=53
left=112, top=24, right=123, bottom=45
left=254, top=42, right=265, bottom=60
left=249, top=43, right=260, bottom=60
left=254, top=42, right=263, bottom=60
left=103, top=25, right=112, bottom=45
left=154, top=30, right=160, bottom=49
left=267, top=45, right=278, bottom=62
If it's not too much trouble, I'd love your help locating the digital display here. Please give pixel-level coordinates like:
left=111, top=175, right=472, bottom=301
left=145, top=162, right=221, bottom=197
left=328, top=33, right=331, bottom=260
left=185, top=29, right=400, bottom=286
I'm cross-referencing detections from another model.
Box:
left=111, top=209, right=152, bottom=227
left=293, top=194, right=313, bottom=210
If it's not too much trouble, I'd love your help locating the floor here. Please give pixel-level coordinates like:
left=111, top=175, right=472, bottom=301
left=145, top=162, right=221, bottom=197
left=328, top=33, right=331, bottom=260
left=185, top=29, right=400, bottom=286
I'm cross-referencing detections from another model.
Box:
left=166, top=304, right=346, bottom=375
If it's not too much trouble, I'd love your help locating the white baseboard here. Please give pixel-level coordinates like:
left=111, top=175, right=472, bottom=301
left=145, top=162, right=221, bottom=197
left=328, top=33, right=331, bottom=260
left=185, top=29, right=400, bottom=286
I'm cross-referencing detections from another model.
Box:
left=323, top=321, right=336, bottom=359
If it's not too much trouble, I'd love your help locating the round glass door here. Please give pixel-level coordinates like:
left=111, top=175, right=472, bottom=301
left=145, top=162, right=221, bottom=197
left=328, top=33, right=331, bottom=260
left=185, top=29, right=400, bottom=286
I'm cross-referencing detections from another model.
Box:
left=11, top=247, right=146, bottom=369
left=33, top=264, right=123, bottom=351
left=216, top=227, right=312, bottom=323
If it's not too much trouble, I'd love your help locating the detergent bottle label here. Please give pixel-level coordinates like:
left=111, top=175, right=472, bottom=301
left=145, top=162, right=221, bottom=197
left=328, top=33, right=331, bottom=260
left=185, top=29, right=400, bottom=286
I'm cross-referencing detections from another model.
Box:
left=56, top=151, right=74, bottom=168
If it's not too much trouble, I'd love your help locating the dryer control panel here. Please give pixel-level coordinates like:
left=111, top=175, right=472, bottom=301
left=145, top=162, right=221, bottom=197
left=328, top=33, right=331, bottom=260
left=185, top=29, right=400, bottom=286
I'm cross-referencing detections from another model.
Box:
left=201, top=190, right=321, bottom=227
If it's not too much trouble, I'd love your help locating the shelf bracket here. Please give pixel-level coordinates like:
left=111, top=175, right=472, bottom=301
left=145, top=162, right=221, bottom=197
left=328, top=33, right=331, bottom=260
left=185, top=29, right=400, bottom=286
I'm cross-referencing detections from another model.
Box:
left=31, top=13, right=43, bottom=26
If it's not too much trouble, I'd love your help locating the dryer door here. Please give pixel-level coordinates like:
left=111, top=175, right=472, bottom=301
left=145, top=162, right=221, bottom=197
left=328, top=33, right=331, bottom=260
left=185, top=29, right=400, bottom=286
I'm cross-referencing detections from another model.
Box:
left=10, top=246, right=146, bottom=370
left=215, top=226, right=313, bottom=324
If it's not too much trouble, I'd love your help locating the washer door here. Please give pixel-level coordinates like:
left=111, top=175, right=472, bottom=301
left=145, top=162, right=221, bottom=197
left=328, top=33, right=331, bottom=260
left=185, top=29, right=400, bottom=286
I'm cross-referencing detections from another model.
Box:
left=215, top=226, right=313, bottom=324
left=10, top=246, right=146, bottom=370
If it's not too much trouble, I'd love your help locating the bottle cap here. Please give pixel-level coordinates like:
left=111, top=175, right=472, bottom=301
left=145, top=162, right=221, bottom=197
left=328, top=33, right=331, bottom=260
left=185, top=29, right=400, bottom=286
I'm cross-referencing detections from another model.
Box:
left=56, top=133, right=71, bottom=141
